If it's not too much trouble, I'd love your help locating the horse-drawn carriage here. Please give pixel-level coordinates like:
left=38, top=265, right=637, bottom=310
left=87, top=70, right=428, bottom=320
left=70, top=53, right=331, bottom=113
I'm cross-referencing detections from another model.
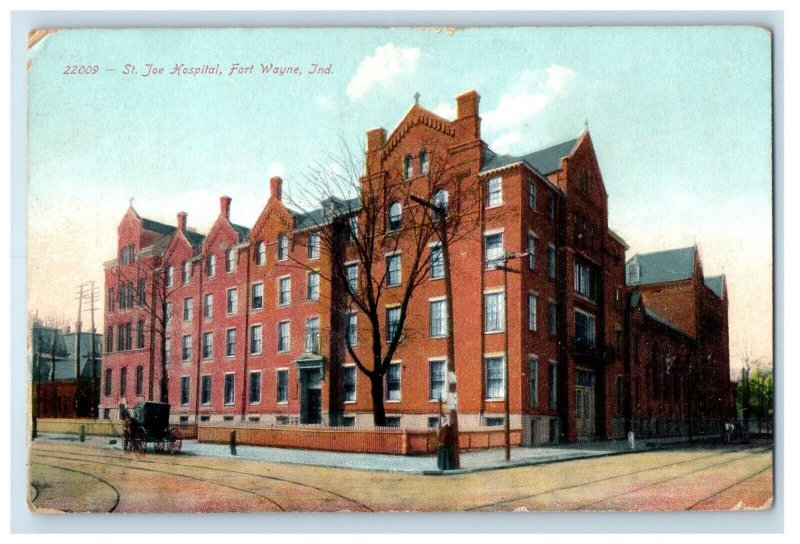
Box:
left=122, top=401, right=183, bottom=454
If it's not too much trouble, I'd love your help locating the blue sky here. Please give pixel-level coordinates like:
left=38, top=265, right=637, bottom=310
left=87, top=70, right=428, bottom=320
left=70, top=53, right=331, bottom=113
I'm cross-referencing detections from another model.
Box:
left=27, top=27, right=773, bottom=370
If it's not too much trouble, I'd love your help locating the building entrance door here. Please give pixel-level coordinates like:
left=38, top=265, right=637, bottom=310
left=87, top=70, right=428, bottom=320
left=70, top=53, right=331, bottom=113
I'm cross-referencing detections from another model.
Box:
left=300, top=368, right=322, bottom=424
left=575, top=369, right=596, bottom=441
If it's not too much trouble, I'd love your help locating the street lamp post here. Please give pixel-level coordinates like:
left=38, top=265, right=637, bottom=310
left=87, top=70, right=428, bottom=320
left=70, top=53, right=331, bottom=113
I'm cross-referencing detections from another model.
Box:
left=494, top=251, right=527, bottom=462
left=410, top=194, right=460, bottom=468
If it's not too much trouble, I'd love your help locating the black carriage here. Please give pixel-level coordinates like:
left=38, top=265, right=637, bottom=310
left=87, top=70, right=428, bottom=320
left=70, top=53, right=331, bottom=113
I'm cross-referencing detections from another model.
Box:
left=122, top=401, right=183, bottom=454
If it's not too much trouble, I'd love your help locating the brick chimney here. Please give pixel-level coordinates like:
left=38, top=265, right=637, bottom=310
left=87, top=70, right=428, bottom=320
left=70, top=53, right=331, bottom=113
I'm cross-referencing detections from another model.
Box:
left=220, top=195, right=232, bottom=219
left=270, top=176, right=283, bottom=201
left=177, top=212, right=187, bottom=232
left=366, top=127, right=386, bottom=151
left=454, top=90, right=481, bottom=140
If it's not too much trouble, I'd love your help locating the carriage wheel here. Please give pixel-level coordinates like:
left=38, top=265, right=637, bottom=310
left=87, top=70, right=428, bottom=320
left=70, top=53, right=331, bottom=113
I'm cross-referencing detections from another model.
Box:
left=168, top=428, right=182, bottom=454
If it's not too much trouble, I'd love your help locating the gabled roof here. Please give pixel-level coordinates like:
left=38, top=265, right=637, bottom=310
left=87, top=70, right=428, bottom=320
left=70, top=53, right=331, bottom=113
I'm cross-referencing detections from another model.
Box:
left=704, top=275, right=725, bottom=298
left=231, top=223, right=251, bottom=244
left=141, top=217, right=176, bottom=236
left=629, top=291, right=690, bottom=337
left=183, top=230, right=206, bottom=254
left=480, top=136, right=580, bottom=178
left=626, top=246, right=696, bottom=286
left=291, top=196, right=361, bottom=231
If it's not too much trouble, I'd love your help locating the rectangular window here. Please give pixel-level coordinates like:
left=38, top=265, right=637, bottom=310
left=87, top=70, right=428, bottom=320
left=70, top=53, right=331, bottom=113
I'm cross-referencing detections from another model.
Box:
left=183, top=298, right=193, bottom=321
left=547, top=244, right=556, bottom=279
left=429, top=299, right=448, bottom=338
left=224, top=374, right=235, bottom=405
left=385, top=416, right=401, bottom=428
left=251, top=282, right=264, bottom=310
left=164, top=302, right=172, bottom=326
left=136, top=319, right=145, bottom=349
left=429, top=359, right=446, bottom=401
left=106, top=326, right=113, bottom=353
left=548, top=301, right=557, bottom=335
left=484, top=232, right=504, bottom=269
left=485, top=356, right=505, bottom=400
left=124, top=323, right=132, bottom=351
left=529, top=356, right=539, bottom=408
left=529, top=180, right=537, bottom=209
left=549, top=361, right=558, bottom=409
left=486, top=176, right=503, bottom=207
left=386, top=307, right=401, bottom=344
left=386, top=254, right=401, bottom=287
left=120, top=367, right=127, bottom=397
left=615, top=375, right=624, bottom=415
left=306, top=272, right=320, bottom=301
left=135, top=366, right=144, bottom=396
left=484, top=292, right=505, bottom=333
left=181, top=335, right=192, bottom=361
left=429, top=244, right=444, bottom=279
left=279, top=277, right=291, bottom=306
left=202, top=332, right=213, bottom=359
left=164, top=337, right=171, bottom=364
left=226, top=248, right=235, bottom=273
left=182, top=261, right=191, bottom=283
left=547, top=194, right=556, bottom=220
left=107, top=288, right=115, bottom=312
left=226, top=328, right=236, bottom=357
left=343, top=366, right=356, bottom=402
left=206, top=254, right=216, bottom=277
left=277, top=235, right=288, bottom=261
left=574, top=262, right=597, bottom=300
left=345, top=263, right=358, bottom=293
left=276, top=369, right=288, bottom=403
left=164, top=266, right=173, bottom=288
left=345, top=312, right=358, bottom=347
left=575, top=310, right=597, bottom=350
left=386, top=362, right=401, bottom=401
left=137, top=278, right=146, bottom=306
left=528, top=293, right=537, bottom=332
left=348, top=216, right=358, bottom=242
left=527, top=234, right=536, bottom=270
left=278, top=321, right=291, bottom=352
left=201, top=375, right=211, bottom=405
left=250, top=325, right=263, bottom=354
left=308, top=233, right=320, bottom=259
left=104, top=368, right=112, bottom=396
left=203, top=293, right=213, bottom=318
left=226, top=288, right=238, bottom=314
left=249, top=371, right=262, bottom=404
left=180, top=376, right=190, bottom=406
left=305, top=317, right=320, bottom=354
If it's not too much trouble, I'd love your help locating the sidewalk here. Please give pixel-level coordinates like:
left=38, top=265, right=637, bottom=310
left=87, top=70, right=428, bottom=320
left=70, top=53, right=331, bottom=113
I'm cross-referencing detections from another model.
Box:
left=34, top=432, right=689, bottom=474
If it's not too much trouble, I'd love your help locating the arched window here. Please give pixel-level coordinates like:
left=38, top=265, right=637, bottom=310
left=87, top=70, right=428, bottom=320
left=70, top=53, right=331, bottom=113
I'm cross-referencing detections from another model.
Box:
left=388, top=201, right=402, bottom=231
left=256, top=241, right=266, bottom=265
left=404, top=155, right=413, bottom=179
left=419, top=149, right=429, bottom=175
left=432, top=189, right=449, bottom=220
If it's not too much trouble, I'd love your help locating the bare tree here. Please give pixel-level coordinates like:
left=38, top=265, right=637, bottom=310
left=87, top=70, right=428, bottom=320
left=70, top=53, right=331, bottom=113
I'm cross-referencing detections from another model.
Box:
left=286, top=138, right=484, bottom=425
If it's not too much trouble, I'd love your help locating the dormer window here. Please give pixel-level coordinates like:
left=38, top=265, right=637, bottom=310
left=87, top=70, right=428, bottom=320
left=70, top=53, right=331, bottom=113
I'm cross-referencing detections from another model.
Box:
left=388, top=201, right=402, bottom=231
left=627, top=262, right=640, bottom=284
left=403, top=155, right=413, bottom=180
left=419, top=149, right=429, bottom=175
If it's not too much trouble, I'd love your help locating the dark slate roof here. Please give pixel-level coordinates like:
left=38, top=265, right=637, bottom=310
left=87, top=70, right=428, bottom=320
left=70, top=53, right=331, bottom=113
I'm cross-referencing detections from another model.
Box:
left=141, top=217, right=176, bottom=236
left=183, top=230, right=206, bottom=253
left=704, top=275, right=725, bottom=298
left=480, top=137, right=580, bottom=177
left=231, top=223, right=251, bottom=243
left=291, top=196, right=361, bottom=231
left=626, top=246, right=696, bottom=286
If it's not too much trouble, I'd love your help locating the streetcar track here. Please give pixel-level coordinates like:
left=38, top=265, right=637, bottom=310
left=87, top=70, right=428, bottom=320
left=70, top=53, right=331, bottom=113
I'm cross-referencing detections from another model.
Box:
left=567, top=448, right=771, bottom=511
left=686, top=465, right=773, bottom=510
left=30, top=461, right=121, bottom=513
left=465, top=446, right=766, bottom=511
left=33, top=452, right=286, bottom=512
left=31, top=444, right=373, bottom=512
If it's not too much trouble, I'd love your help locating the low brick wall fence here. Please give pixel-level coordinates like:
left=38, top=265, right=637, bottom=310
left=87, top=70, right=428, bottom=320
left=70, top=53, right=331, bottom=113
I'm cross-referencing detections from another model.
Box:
left=198, top=425, right=522, bottom=455
left=35, top=418, right=197, bottom=439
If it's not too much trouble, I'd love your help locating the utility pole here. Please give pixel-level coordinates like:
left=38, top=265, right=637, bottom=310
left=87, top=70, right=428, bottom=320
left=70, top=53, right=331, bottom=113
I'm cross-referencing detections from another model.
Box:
left=88, top=281, right=99, bottom=418
left=493, top=250, right=528, bottom=461
left=409, top=194, right=460, bottom=468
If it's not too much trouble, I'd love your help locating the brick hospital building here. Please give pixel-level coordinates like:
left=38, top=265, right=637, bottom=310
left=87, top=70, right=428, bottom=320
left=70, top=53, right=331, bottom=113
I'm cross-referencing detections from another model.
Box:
left=100, top=90, right=732, bottom=444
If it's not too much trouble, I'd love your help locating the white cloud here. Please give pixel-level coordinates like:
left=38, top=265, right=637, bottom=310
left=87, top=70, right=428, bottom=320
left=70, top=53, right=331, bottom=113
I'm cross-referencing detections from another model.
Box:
left=490, top=130, right=523, bottom=155
left=346, top=43, right=421, bottom=101
left=267, top=161, right=285, bottom=178
left=482, top=65, right=577, bottom=149
left=314, top=94, right=334, bottom=109
left=432, top=102, right=456, bottom=120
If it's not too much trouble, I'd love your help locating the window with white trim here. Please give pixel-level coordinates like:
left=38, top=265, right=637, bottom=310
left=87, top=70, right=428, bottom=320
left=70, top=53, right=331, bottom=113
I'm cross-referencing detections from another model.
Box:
left=575, top=310, right=597, bottom=350
left=224, top=373, right=235, bottom=405
left=486, top=176, right=503, bottom=207
left=305, top=317, right=320, bottom=354
left=183, top=298, right=193, bottom=321
left=251, top=282, right=264, bottom=310
left=200, top=375, right=211, bottom=405
left=308, top=232, right=320, bottom=260
left=277, top=235, right=288, bottom=261
left=527, top=233, right=536, bottom=270
left=203, top=293, right=213, bottom=318
left=278, top=321, right=290, bottom=352
left=249, top=371, right=262, bottom=404
left=307, top=271, right=320, bottom=301
left=430, top=244, right=444, bottom=279
left=345, top=311, right=358, bottom=347
left=343, top=365, right=356, bottom=403
left=345, top=263, right=358, bottom=294
left=256, top=241, right=266, bottom=265
left=386, top=307, right=401, bottom=344
left=388, top=201, right=402, bottom=231
left=484, top=291, right=505, bottom=333
left=547, top=244, right=556, bottom=279
left=429, top=359, right=446, bottom=401
left=419, top=149, right=429, bottom=175
left=429, top=299, right=448, bottom=338
left=182, top=261, right=191, bottom=283
left=386, top=362, right=401, bottom=401
left=206, top=254, right=216, bottom=277
left=202, top=331, right=213, bottom=359
left=276, top=369, right=288, bottom=403
left=226, top=248, right=235, bottom=273
left=164, top=266, right=173, bottom=288
left=575, top=262, right=597, bottom=300
left=528, top=293, right=538, bottom=332
left=386, top=254, right=401, bottom=287
left=250, top=324, right=262, bottom=354
left=529, top=356, right=539, bottom=408
left=181, top=335, right=192, bottom=361
left=485, top=356, right=505, bottom=400
left=529, top=180, right=537, bottom=209
left=484, top=232, right=504, bottom=269
left=549, top=361, right=558, bottom=409
left=226, top=288, right=237, bottom=314
left=180, top=376, right=190, bottom=406
left=278, top=277, right=291, bottom=306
